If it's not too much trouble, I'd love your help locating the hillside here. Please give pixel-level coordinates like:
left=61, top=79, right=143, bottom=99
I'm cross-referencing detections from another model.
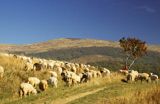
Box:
left=0, top=39, right=160, bottom=104
left=0, top=54, right=159, bottom=104
left=0, top=38, right=119, bottom=53
left=1, top=38, right=160, bottom=75
left=0, top=38, right=160, bottom=53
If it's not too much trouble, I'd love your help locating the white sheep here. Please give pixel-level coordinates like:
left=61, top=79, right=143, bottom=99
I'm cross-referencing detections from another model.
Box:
left=0, top=66, right=4, bottom=78
left=81, top=71, right=92, bottom=83
left=19, top=82, right=37, bottom=97
left=90, top=70, right=97, bottom=78
left=71, top=65, right=77, bottom=73
left=96, top=71, right=102, bottom=78
left=47, top=76, right=58, bottom=88
left=127, top=70, right=139, bottom=82
left=24, top=62, right=33, bottom=71
left=119, top=69, right=128, bottom=75
left=47, top=61, right=54, bottom=69
left=56, top=66, right=63, bottom=74
left=39, top=80, right=48, bottom=91
left=71, top=71, right=81, bottom=84
left=136, top=73, right=150, bottom=83
left=101, top=68, right=111, bottom=77
left=28, top=77, right=40, bottom=87
left=61, top=70, right=81, bottom=86
left=48, top=71, right=58, bottom=78
left=150, top=73, right=159, bottom=83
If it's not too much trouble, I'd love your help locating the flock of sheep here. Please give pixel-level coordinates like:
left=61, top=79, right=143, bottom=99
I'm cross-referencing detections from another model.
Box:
left=0, top=53, right=159, bottom=98
left=0, top=53, right=111, bottom=98
left=119, top=69, right=159, bottom=83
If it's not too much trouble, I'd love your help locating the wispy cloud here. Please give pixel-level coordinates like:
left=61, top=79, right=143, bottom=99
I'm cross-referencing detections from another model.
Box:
left=137, top=6, right=156, bottom=13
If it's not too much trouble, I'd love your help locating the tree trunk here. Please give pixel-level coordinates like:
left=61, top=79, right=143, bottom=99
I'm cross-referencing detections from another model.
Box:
left=125, top=54, right=130, bottom=68
left=125, top=57, right=129, bottom=67
left=128, top=58, right=137, bottom=70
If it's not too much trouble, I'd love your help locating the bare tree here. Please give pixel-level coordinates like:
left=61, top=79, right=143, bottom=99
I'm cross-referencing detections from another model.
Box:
left=119, top=37, right=147, bottom=70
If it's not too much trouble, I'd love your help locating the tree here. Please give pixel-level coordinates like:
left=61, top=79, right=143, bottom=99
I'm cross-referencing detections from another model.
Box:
left=119, top=37, right=147, bottom=70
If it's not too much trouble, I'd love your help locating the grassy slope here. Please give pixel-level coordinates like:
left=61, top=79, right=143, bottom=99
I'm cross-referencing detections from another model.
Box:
left=2, top=38, right=160, bottom=75
left=0, top=54, right=160, bottom=104
left=27, top=46, right=160, bottom=75
left=0, top=38, right=160, bottom=104
left=69, top=82, right=160, bottom=104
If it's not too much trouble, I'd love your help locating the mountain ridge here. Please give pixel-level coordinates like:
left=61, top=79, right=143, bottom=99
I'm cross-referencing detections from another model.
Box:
left=0, top=38, right=160, bottom=53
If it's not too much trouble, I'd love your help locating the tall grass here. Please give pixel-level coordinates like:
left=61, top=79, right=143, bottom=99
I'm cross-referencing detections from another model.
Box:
left=110, top=85, right=160, bottom=104
left=0, top=55, right=120, bottom=104
left=0, top=54, right=159, bottom=104
left=0, top=55, right=51, bottom=103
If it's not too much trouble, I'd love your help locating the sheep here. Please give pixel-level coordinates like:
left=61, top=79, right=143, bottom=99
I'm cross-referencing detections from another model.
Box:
left=136, top=73, right=150, bottom=83
left=70, top=71, right=81, bottom=85
left=65, top=63, right=71, bottom=70
left=47, top=76, right=58, bottom=88
left=101, top=68, right=111, bottom=77
left=127, top=70, right=139, bottom=82
left=56, top=66, right=63, bottom=74
left=28, top=77, right=40, bottom=87
left=75, top=63, right=81, bottom=73
left=0, top=66, right=4, bottom=78
left=24, top=62, right=33, bottom=71
left=96, top=71, right=102, bottom=78
left=54, top=61, right=62, bottom=68
left=19, top=83, right=37, bottom=97
left=84, top=68, right=90, bottom=72
left=71, top=65, right=77, bottom=73
left=26, top=57, right=32, bottom=63
left=119, top=69, right=128, bottom=75
left=61, top=70, right=81, bottom=86
left=48, top=71, right=58, bottom=78
left=90, top=70, right=98, bottom=78
left=33, top=63, right=43, bottom=71
left=47, top=61, right=54, bottom=69
left=81, top=72, right=92, bottom=83
left=42, top=61, right=48, bottom=69
left=150, top=73, right=159, bottom=83
left=39, top=80, right=48, bottom=91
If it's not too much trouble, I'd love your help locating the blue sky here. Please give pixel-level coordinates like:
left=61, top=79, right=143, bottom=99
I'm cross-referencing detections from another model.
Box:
left=0, top=0, right=160, bottom=44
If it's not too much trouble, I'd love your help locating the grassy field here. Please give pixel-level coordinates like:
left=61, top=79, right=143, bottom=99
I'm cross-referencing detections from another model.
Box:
left=69, top=81, right=160, bottom=104
left=0, top=54, right=160, bottom=104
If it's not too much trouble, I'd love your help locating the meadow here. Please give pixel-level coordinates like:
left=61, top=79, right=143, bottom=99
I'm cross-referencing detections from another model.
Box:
left=0, top=54, right=160, bottom=104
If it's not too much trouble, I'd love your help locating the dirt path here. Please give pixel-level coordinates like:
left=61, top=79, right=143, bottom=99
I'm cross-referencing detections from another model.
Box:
left=52, top=87, right=106, bottom=104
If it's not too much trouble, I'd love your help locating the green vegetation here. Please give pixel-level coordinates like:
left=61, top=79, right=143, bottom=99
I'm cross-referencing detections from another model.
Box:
left=23, top=46, right=160, bottom=75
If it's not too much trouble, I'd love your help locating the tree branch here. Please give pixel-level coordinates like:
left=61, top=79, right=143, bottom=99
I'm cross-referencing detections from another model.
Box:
left=128, top=58, right=137, bottom=70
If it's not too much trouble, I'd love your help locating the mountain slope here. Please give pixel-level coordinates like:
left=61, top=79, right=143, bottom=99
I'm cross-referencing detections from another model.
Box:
left=0, top=38, right=119, bottom=53
left=1, top=38, right=160, bottom=53
left=0, top=38, right=160, bottom=75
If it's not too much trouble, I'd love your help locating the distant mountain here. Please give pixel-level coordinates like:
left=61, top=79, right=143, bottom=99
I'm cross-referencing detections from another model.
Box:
left=0, top=38, right=160, bottom=53
left=0, top=38, right=119, bottom=53
left=0, top=38, right=160, bottom=75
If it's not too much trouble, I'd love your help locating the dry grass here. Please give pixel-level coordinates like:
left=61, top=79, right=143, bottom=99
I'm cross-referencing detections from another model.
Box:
left=0, top=54, right=120, bottom=104
left=0, top=55, right=51, bottom=102
left=109, top=85, right=160, bottom=104
left=0, top=54, right=159, bottom=104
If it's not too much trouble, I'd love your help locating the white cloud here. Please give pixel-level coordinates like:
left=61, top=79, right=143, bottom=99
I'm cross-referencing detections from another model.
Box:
left=137, top=6, right=156, bottom=13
